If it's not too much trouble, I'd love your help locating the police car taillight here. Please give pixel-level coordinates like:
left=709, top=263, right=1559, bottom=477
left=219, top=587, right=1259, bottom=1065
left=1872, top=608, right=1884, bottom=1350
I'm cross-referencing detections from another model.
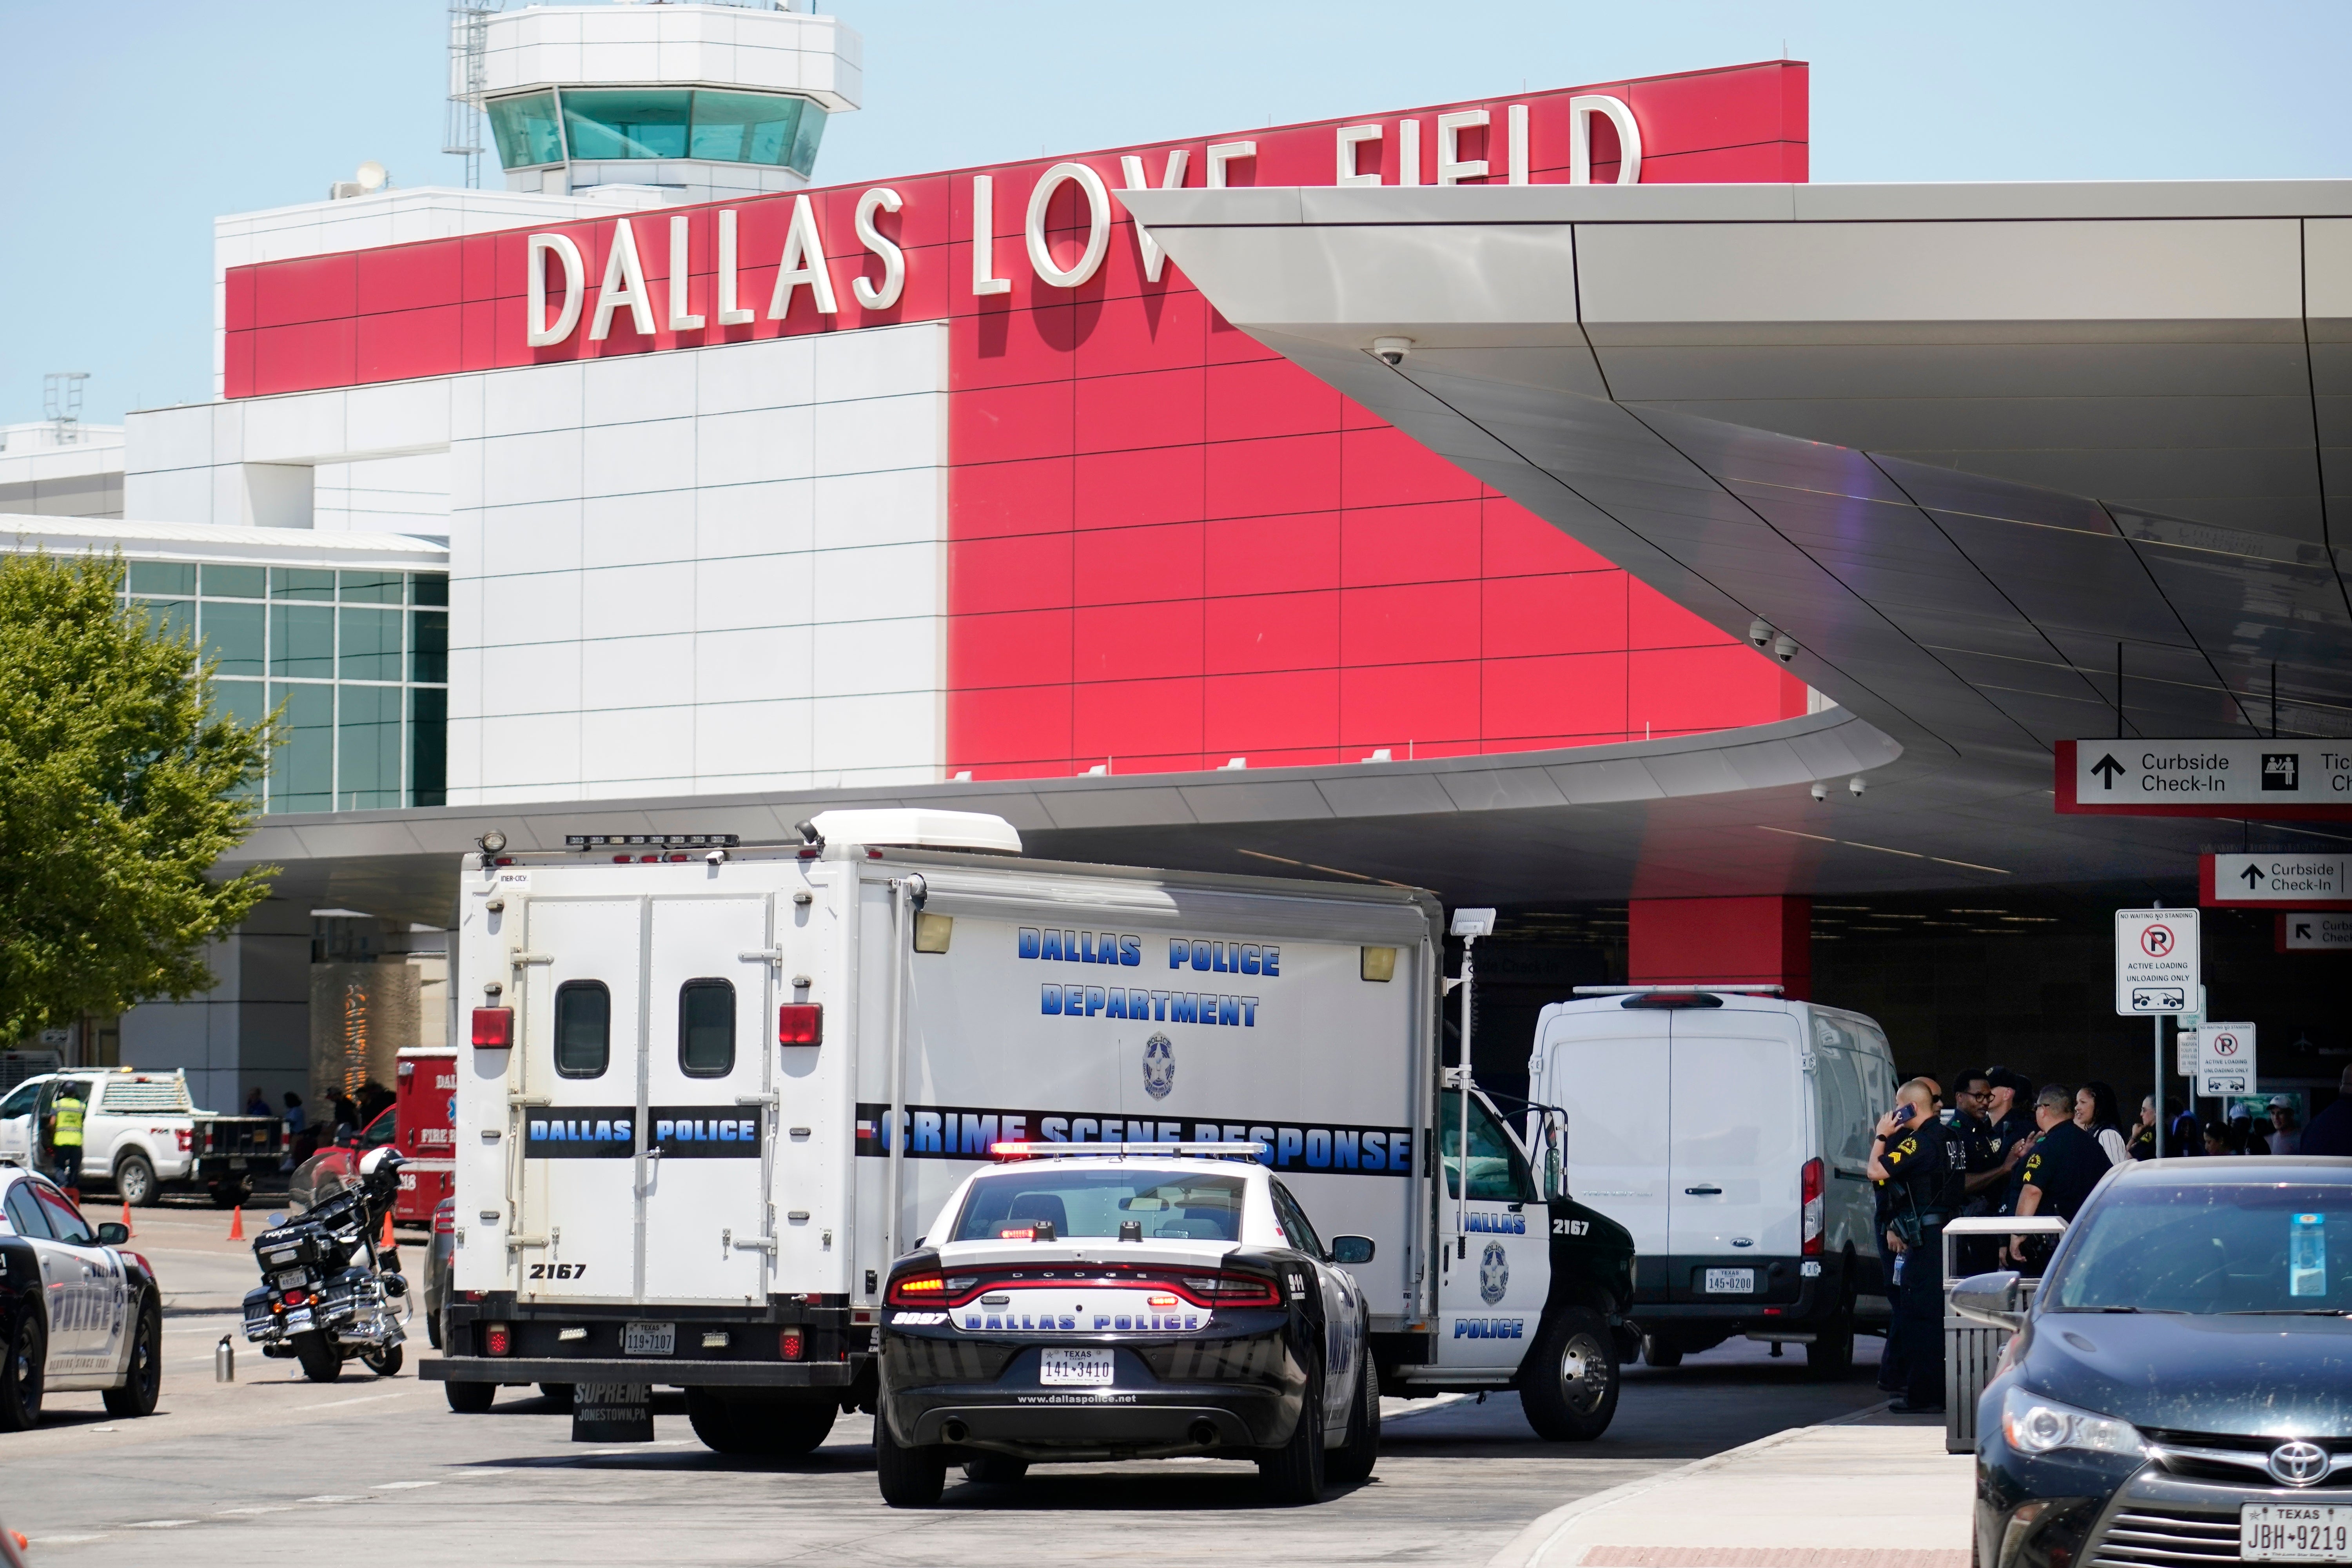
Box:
left=484, top=1323, right=512, bottom=1356
left=1800, top=1157, right=1824, bottom=1256
left=777, top=1004, right=822, bottom=1046
left=779, top=1330, right=805, bottom=1361
left=472, top=1007, right=514, bottom=1049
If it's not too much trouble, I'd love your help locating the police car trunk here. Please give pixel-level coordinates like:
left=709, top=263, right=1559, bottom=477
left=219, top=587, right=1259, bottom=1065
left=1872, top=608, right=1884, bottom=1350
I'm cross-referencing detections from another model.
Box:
left=427, top=809, right=1441, bottom=1418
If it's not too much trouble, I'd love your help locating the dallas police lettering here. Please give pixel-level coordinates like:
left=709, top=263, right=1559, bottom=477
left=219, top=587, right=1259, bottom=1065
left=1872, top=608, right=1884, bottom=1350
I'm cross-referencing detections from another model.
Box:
left=524, top=1106, right=637, bottom=1159
left=854, top=1101, right=1412, bottom=1176
left=523, top=1105, right=761, bottom=1158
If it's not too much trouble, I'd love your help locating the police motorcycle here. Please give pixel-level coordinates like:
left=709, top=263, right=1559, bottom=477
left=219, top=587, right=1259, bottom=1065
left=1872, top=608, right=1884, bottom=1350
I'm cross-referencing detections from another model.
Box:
left=241, top=1147, right=410, bottom=1382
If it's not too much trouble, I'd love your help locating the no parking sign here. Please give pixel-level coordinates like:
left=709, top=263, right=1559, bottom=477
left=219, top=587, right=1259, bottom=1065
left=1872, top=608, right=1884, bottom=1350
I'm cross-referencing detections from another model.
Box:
left=2196, top=1024, right=2256, bottom=1098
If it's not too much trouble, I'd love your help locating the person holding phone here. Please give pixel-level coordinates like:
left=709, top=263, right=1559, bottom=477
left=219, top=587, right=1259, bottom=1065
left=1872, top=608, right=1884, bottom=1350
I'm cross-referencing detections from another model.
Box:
left=1869, top=1078, right=1965, bottom=1412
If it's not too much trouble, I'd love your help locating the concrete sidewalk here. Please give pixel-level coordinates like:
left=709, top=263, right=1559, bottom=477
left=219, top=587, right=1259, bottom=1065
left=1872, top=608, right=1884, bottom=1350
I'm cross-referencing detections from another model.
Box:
left=1488, top=1419, right=1974, bottom=1568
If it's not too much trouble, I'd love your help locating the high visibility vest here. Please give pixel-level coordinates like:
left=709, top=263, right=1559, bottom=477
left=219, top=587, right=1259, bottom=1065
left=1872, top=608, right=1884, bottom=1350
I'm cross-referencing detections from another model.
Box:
left=52, top=1101, right=84, bottom=1147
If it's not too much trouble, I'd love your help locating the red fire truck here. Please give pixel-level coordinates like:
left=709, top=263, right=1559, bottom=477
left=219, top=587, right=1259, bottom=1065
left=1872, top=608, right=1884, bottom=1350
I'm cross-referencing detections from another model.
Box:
left=392, top=1046, right=456, bottom=1228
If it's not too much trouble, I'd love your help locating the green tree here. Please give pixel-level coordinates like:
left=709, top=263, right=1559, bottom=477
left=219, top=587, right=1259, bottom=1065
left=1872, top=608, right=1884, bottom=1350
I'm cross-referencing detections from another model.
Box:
left=0, top=549, right=278, bottom=1042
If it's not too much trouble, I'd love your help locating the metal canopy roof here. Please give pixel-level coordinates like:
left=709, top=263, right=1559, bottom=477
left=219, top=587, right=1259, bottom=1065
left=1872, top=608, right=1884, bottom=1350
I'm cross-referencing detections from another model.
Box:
left=1119, top=180, right=2352, bottom=779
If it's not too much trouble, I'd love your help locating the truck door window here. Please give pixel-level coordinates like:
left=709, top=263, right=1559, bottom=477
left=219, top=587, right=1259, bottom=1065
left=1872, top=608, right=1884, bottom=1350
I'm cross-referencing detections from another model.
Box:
left=2, top=1184, right=51, bottom=1239
left=554, top=980, right=612, bottom=1078
left=678, top=979, right=735, bottom=1078
left=1440, top=1091, right=1539, bottom=1203
left=0, top=1083, right=36, bottom=1120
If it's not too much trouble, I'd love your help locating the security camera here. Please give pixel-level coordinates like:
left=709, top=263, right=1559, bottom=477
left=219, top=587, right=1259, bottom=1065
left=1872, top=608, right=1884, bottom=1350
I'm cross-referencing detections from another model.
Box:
left=1371, top=336, right=1413, bottom=367
left=1748, top=619, right=1772, bottom=648
left=1849, top=775, right=1866, bottom=798
left=1771, top=632, right=1798, bottom=663
left=1810, top=782, right=1828, bottom=802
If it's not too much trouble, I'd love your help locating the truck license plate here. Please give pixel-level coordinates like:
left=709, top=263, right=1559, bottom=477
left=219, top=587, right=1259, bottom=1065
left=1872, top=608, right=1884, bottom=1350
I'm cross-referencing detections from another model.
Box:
left=2243, top=1504, right=2352, bottom=1561
left=1704, top=1268, right=1755, bottom=1294
left=622, top=1322, right=675, bottom=1356
left=1040, top=1348, right=1114, bottom=1386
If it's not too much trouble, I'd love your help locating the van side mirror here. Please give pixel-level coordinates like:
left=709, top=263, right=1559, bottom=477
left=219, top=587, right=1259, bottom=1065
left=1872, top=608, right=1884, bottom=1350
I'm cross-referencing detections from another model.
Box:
left=96, top=1221, right=130, bottom=1246
left=1951, top=1270, right=2027, bottom=1332
left=1330, top=1235, right=1376, bottom=1266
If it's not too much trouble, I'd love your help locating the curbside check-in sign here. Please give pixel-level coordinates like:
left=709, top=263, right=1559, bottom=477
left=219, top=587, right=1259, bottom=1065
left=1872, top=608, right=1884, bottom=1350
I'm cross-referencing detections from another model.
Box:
left=2115, top=908, right=2200, bottom=1016
left=2058, top=740, right=2352, bottom=819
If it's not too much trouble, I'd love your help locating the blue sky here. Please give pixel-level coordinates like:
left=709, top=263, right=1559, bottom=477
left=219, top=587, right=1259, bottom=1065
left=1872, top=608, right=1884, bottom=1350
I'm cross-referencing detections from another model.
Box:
left=7, top=0, right=2350, bottom=425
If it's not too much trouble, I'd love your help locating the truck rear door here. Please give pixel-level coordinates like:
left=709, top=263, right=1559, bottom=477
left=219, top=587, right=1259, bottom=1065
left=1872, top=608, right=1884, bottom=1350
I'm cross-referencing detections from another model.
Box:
left=514, top=897, right=645, bottom=1303
left=1544, top=1007, right=1671, bottom=1265
left=1665, top=1007, right=1805, bottom=1299
left=639, top=897, right=774, bottom=1304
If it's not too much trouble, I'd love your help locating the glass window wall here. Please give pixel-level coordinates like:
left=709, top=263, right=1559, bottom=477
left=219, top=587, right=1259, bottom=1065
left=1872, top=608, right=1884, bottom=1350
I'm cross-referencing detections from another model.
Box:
left=487, top=89, right=564, bottom=169
left=547, top=87, right=826, bottom=175
left=122, top=563, right=451, bottom=813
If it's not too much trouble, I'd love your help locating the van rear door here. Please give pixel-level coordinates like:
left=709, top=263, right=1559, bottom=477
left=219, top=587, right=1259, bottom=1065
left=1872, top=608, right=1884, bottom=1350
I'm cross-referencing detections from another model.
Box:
left=1541, top=1007, right=1670, bottom=1263
left=639, top=897, right=775, bottom=1303
left=1665, top=1007, right=1806, bottom=1298
left=514, top=897, right=644, bottom=1302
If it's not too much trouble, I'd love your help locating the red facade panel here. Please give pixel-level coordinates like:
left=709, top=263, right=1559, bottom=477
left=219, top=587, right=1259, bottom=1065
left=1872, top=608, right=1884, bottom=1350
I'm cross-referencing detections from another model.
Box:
left=228, top=62, right=1815, bottom=783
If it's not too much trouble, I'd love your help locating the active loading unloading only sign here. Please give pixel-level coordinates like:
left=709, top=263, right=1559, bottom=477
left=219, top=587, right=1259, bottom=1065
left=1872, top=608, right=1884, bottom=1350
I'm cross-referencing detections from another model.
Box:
left=2114, top=907, right=2200, bottom=1016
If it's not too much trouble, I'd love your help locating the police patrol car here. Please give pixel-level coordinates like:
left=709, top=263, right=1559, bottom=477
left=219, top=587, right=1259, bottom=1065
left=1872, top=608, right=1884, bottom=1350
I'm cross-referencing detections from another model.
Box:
left=876, top=1142, right=1377, bottom=1506
left=0, top=1160, right=164, bottom=1429
left=428, top=809, right=1636, bottom=1457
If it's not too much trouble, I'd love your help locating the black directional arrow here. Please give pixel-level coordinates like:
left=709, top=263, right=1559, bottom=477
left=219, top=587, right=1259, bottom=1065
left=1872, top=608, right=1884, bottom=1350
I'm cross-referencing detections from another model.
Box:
left=2240, top=864, right=2264, bottom=890
left=2297, top=922, right=2314, bottom=940
left=2091, top=753, right=2126, bottom=789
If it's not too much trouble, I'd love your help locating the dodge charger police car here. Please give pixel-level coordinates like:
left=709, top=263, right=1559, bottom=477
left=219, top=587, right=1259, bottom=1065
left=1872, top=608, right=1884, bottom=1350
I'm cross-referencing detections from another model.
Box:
left=0, top=1160, right=164, bottom=1429
left=875, top=1142, right=1380, bottom=1507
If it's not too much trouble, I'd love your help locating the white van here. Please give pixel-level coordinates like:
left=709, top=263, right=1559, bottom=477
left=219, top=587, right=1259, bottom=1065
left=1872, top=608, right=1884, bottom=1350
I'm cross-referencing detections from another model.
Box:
left=1525, top=988, right=1896, bottom=1376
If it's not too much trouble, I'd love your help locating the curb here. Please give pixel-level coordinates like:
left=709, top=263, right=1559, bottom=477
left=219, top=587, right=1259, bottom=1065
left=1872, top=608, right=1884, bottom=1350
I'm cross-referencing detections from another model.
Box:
left=1483, top=1425, right=1818, bottom=1568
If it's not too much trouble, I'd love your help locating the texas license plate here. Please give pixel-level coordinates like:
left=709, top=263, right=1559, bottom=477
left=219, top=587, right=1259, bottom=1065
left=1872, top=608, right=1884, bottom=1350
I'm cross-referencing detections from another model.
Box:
left=621, top=1322, right=675, bottom=1356
left=1039, top=1348, right=1114, bottom=1386
left=2243, top=1504, right=2352, bottom=1561
left=1704, top=1268, right=1755, bottom=1294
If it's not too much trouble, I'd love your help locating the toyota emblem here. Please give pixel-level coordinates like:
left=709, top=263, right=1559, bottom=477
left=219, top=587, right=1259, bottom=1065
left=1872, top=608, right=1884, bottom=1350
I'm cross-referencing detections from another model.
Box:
left=2267, top=1441, right=2331, bottom=1487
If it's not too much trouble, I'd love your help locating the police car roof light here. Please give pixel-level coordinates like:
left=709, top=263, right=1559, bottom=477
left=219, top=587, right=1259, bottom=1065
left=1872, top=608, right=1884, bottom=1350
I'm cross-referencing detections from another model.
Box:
left=987, top=1140, right=1270, bottom=1162
left=1572, top=984, right=1785, bottom=995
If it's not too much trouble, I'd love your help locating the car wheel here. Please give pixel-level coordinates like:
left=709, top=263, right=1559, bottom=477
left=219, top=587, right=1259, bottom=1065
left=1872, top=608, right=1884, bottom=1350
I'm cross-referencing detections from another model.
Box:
left=1641, top=1332, right=1683, bottom=1368
left=1257, top=1357, right=1327, bottom=1505
left=686, top=1389, right=838, bottom=1457
left=1806, top=1299, right=1857, bottom=1381
left=0, top=1306, right=44, bottom=1432
left=114, top=1154, right=157, bottom=1209
left=361, top=1343, right=404, bottom=1378
left=1325, top=1352, right=1381, bottom=1485
left=1522, top=1306, right=1620, bottom=1442
left=875, top=1411, right=948, bottom=1507
left=102, top=1291, right=163, bottom=1417
left=962, top=1454, right=1029, bottom=1485
left=445, top=1380, right=496, bottom=1414
left=427, top=1306, right=443, bottom=1351
left=294, top=1331, right=342, bottom=1383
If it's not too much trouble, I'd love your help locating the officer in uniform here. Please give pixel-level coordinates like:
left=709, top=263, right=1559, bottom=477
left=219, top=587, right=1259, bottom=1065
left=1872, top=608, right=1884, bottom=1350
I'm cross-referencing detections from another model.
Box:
left=1945, top=1070, right=2007, bottom=1275
left=45, top=1080, right=88, bottom=1199
left=1871, top=1076, right=1966, bottom=1412
left=2013, top=1083, right=2108, bottom=1266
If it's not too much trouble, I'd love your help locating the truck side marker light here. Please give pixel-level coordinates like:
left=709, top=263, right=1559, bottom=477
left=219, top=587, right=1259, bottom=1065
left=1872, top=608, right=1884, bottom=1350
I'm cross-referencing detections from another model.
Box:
left=777, top=1004, right=823, bottom=1046
left=471, top=1007, right=514, bottom=1048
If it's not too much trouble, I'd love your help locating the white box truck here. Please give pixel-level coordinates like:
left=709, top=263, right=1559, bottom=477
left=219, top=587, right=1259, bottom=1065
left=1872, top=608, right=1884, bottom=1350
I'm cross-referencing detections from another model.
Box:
left=424, top=811, right=1639, bottom=1449
left=1526, top=988, right=1897, bottom=1377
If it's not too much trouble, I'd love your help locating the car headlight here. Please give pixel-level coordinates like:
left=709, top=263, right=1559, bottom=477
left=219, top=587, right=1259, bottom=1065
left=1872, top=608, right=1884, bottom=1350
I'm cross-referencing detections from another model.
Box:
left=2002, top=1384, right=2145, bottom=1459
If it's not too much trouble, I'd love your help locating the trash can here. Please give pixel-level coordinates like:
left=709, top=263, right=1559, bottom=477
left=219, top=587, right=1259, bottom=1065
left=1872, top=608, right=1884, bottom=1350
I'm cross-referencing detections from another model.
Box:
left=1942, top=1216, right=2065, bottom=1454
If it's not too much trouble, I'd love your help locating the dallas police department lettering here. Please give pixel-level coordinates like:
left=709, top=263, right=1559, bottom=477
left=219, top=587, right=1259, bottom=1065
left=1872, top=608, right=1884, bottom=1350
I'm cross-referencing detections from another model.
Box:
left=1021, top=927, right=1274, bottom=1026
left=2140, top=750, right=2231, bottom=793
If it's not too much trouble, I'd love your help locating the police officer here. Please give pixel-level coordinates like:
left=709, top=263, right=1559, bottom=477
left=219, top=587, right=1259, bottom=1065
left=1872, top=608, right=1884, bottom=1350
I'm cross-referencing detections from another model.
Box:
left=2013, top=1084, right=2107, bottom=1261
left=1870, top=1076, right=1965, bottom=1412
left=46, top=1080, right=87, bottom=1199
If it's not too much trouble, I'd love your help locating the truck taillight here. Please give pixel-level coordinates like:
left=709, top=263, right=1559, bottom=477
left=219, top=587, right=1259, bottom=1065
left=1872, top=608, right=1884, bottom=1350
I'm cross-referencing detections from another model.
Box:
left=778, top=1003, right=822, bottom=1046
left=472, top=1007, right=514, bottom=1048
left=779, top=1329, right=805, bottom=1361
left=485, top=1323, right=512, bottom=1356
left=1800, top=1157, right=1824, bottom=1256
left=434, top=1201, right=456, bottom=1236
left=175, top=1129, right=192, bottom=1152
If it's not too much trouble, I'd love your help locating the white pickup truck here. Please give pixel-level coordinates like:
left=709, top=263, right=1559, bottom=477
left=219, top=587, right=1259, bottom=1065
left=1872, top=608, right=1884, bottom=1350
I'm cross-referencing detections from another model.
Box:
left=0, top=1069, right=284, bottom=1207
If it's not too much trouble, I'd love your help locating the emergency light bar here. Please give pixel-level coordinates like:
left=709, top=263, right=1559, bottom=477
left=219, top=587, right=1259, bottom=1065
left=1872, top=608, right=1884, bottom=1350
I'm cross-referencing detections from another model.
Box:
left=987, top=1141, right=1269, bottom=1162
left=1572, top=984, right=1785, bottom=995
left=565, top=833, right=740, bottom=848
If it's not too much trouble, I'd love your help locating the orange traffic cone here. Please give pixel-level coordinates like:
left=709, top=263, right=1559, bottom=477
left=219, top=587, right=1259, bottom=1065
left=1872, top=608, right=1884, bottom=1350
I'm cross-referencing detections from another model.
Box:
left=119, top=1196, right=134, bottom=1238
left=380, top=1208, right=396, bottom=1250
left=227, top=1204, right=245, bottom=1241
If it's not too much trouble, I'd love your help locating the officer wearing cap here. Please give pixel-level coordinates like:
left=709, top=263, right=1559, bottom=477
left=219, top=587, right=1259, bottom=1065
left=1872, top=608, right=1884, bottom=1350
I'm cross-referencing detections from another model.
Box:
left=2013, top=1084, right=2108, bottom=1263
left=1870, top=1076, right=1966, bottom=1412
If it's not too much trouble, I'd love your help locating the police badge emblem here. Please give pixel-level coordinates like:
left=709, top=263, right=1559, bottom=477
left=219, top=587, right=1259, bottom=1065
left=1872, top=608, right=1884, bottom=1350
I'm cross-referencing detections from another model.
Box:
left=1479, top=1241, right=1510, bottom=1305
left=1141, top=1033, right=1175, bottom=1100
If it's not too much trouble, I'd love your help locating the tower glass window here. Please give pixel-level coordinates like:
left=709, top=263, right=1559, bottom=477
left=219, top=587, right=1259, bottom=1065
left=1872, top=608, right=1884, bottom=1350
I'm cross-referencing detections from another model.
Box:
left=123, top=562, right=452, bottom=813
left=519, top=88, right=828, bottom=176
left=487, top=90, right=564, bottom=169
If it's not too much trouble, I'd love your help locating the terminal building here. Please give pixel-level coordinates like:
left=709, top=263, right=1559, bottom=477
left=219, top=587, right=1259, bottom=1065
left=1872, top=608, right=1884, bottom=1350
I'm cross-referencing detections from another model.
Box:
left=9, top=1, right=2345, bottom=1121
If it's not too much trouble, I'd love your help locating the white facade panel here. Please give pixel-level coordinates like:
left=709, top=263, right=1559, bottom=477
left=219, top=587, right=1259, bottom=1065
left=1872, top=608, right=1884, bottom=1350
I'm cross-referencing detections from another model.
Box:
left=695, top=334, right=816, bottom=415
left=584, top=351, right=698, bottom=429
left=698, top=477, right=815, bottom=558
left=483, top=362, right=587, bottom=439
left=582, top=489, right=694, bottom=570
left=582, top=415, right=699, bottom=498
left=579, top=560, right=698, bottom=638
left=697, top=406, right=816, bottom=488
left=811, top=539, right=940, bottom=624
left=694, top=550, right=815, bottom=634
left=481, top=640, right=584, bottom=720
left=693, top=697, right=813, bottom=783
left=813, top=616, right=938, bottom=698
left=695, top=624, right=815, bottom=706
left=479, top=499, right=586, bottom=579
left=812, top=467, right=940, bottom=550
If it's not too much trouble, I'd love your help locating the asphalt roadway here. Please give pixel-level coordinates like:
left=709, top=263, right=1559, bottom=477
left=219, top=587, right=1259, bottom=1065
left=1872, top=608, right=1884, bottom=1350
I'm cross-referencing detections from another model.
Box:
left=6, top=1198, right=1922, bottom=1565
